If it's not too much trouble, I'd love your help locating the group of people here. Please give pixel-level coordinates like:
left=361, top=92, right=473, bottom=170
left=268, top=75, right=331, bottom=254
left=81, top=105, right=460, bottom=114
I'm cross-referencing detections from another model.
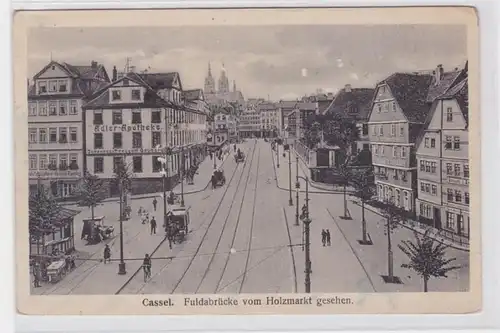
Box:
left=321, top=229, right=332, bottom=247
left=138, top=204, right=158, bottom=235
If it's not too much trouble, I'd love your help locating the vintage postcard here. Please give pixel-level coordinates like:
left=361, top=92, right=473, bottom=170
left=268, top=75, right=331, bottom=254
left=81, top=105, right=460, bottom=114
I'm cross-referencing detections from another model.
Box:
left=14, top=7, right=481, bottom=315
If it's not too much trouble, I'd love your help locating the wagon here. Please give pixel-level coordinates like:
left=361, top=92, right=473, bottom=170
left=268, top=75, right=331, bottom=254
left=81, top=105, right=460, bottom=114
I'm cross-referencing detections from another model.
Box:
left=165, top=205, right=190, bottom=244
left=234, top=151, right=245, bottom=163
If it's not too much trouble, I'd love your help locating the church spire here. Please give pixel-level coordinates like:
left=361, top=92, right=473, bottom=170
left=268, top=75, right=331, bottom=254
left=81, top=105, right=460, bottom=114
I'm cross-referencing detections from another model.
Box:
left=233, top=80, right=237, bottom=92
left=208, top=62, right=212, bottom=76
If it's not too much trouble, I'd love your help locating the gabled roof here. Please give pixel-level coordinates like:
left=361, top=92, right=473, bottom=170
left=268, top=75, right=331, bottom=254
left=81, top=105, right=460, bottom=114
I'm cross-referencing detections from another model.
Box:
left=440, top=77, right=469, bottom=126
left=295, top=102, right=318, bottom=111
left=379, top=73, right=433, bottom=123
left=278, top=100, right=298, bottom=109
left=257, top=102, right=277, bottom=111
left=33, top=61, right=75, bottom=80
left=426, top=69, right=465, bottom=102
left=323, top=87, right=375, bottom=121
left=183, top=89, right=204, bottom=101
left=139, top=72, right=182, bottom=90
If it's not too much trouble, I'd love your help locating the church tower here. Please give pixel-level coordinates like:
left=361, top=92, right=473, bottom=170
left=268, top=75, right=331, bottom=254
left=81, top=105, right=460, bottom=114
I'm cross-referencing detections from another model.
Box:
left=204, top=62, right=216, bottom=94
left=218, top=63, right=230, bottom=94
left=233, top=80, right=237, bottom=92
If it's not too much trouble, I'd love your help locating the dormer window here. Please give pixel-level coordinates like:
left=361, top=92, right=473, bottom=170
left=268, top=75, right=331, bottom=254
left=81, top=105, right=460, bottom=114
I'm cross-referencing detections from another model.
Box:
left=58, top=80, right=67, bottom=92
left=132, top=89, right=141, bottom=101
left=112, top=90, right=122, bottom=101
left=123, top=78, right=129, bottom=86
left=49, top=80, right=57, bottom=92
left=38, top=81, right=47, bottom=94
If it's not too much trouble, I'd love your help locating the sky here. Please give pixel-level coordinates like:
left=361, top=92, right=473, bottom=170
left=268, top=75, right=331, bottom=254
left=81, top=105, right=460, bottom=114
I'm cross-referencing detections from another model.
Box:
left=28, top=25, right=467, bottom=100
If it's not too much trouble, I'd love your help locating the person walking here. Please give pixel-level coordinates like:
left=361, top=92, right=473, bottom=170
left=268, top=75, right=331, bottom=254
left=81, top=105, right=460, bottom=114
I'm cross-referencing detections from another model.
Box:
left=152, top=198, right=158, bottom=211
left=326, top=229, right=331, bottom=246
left=321, top=229, right=327, bottom=247
left=32, top=263, right=41, bottom=288
left=103, top=244, right=111, bottom=264
left=150, top=217, right=157, bottom=235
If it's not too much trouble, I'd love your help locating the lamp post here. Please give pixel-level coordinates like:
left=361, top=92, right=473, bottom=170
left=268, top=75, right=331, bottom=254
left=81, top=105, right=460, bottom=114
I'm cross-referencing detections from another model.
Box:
left=297, top=175, right=311, bottom=293
left=295, top=150, right=300, bottom=226
left=287, top=145, right=293, bottom=206
left=118, top=178, right=126, bottom=275
left=276, top=139, right=280, bottom=168
left=180, top=146, right=185, bottom=207
left=157, top=151, right=171, bottom=243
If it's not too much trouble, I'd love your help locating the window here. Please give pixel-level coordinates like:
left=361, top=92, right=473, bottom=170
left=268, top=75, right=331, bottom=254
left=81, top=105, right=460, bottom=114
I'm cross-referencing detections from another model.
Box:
left=401, top=147, right=406, bottom=158
left=420, top=182, right=425, bottom=192
left=132, top=132, right=142, bottom=148
left=393, top=169, right=399, bottom=180
left=424, top=183, right=430, bottom=193
left=39, top=128, right=47, bottom=143
left=446, top=107, right=453, bottom=122
left=401, top=171, right=407, bottom=182
left=379, top=126, right=384, bottom=136
left=392, top=102, right=396, bottom=111
left=377, top=104, right=381, bottom=113
left=453, top=164, right=461, bottom=176
left=424, top=161, right=430, bottom=172
left=49, top=128, right=57, bottom=143
left=151, top=109, right=161, bottom=123
left=29, top=155, right=37, bottom=170
left=391, top=124, right=396, bottom=136
left=59, top=101, right=68, bottom=115
left=392, top=146, right=398, bottom=157
left=424, top=138, right=429, bottom=148
left=49, top=102, right=57, bottom=116
left=431, top=138, right=436, bottom=148
left=39, top=154, right=47, bottom=170
left=431, top=162, right=437, bottom=173
left=113, top=133, right=122, bottom=149
left=446, top=212, right=455, bottom=229
left=443, top=163, right=451, bottom=175
left=373, top=145, right=378, bottom=155
left=431, top=185, right=437, bottom=195
left=69, top=154, right=78, bottom=169
left=133, top=156, right=143, bottom=173
left=152, top=132, right=161, bottom=148
left=464, top=164, right=469, bottom=178
left=123, top=78, right=129, bottom=86
left=59, top=128, right=67, bottom=143
left=465, top=192, right=470, bottom=205
left=362, top=124, right=368, bottom=136
left=132, top=110, right=141, bottom=124
left=453, top=136, right=460, bottom=150
left=39, top=102, right=47, bottom=116
left=70, top=127, right=77, bottom=142
left=58, top=80, right=67, bottom=92
left=447, top=189, right=453, bottom=201
left=94, top=157, right=104, bottom=173
left=113, top=156, right=124, bottom=173
left=112, top=110, right=122, bottom=124
left=94, top=110, right=103, bottom=125
left=380, top=146, right=384, bottom=155
left=152, top=156, right=162, bottom=172
left=445, top=136, right=452, bottom=149
left=38, top=81, right=47, bottom=93
left=29, top=129, right=37, bottom=143
left=69, top=101, right=78, bottom=115
left=29, top=103, right=37, bottom=116
left=49, top=81, right=57, bottom=92
left=131, top=89, right=141, bottom=101
left=94, top=133, right=103, bottom=149
left=400, top=126, right=404, bottom=137
left=112, top=90, right=121, bottom=101
left=455, top=190, right=462, bottom=202
left=59, top=154, right=68, bottom=168
left=420, top=160, right=425, bottom=171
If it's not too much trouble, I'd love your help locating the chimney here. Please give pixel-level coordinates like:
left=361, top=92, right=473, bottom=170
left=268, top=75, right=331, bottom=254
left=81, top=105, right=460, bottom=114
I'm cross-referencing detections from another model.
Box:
left=344, top=84, right=352, bottom=92
left=327, top=92, right=334, bottom=100
left=112, top=66, right=117, bottom=81
left=435, top=64, right=443, bottom=84
left=91, top=60, right=98, bottom=69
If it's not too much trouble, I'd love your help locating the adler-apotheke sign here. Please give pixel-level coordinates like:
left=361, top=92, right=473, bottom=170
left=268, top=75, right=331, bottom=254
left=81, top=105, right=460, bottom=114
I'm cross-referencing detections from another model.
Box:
left=94, top=124, right=162, bottom=132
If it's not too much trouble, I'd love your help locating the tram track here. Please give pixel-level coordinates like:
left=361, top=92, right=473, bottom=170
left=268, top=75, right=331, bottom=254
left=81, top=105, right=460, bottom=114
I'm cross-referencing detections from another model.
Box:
left=171, top=142, right=258, bottom=294
left=115, top=141, right=256, bottom=295
left=207, top=146, right=259, bottom=293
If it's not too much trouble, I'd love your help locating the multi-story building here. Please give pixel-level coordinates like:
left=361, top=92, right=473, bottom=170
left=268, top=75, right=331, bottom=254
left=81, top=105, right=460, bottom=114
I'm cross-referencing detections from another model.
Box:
left=238, top=106, right=261, bottom=138
left=183, top=88, right=210, bottom=161
left=295, top=102, right=319, bottom=139
left=28, top=60, right=110, bottom=198
left=367, top=73, right=434, bottom=212
left=415, top=76, right=469, bottom=236
left=257, top=102, right=279, bottom=137
left=278, top=100, right=299, bottom=139
left=83, top=70, right=206, bottom=195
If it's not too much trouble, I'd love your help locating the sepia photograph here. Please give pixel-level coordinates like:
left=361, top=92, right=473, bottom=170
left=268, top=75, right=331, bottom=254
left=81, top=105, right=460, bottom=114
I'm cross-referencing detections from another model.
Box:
left=15, top=8, right=480, bottom=315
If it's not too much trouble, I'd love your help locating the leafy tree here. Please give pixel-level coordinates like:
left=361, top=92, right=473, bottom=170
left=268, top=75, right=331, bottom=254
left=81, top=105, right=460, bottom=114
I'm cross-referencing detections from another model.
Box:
left=398, top=229, right=461, bottom=292
left=322, top=113, right=359, bottom=161
left=76, top=170, right=106, bottom=222
left=303, top=121, right=322, bottom=149
left=29, top=184, right=62, bottom=253
left=379, top=197, right=406, bottom=283
left=351, top=168, right=375, bottom=244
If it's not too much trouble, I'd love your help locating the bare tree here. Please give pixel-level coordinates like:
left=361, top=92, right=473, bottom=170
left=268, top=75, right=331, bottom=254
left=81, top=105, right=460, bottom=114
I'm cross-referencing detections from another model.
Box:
left=76, top=170, right=106, bottom=222
left=398, top=229, right=461, bottom=292
left=351, top=168, right=375, bottom=244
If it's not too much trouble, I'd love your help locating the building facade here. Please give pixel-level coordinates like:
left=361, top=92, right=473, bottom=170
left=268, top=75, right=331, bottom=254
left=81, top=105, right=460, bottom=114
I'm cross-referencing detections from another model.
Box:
left=28, top=60, right=110, bottom=198
left=203, top=62, right=245, bottom=106
left=238, top=107, right=261, bottom=138
left=415, top=77, right=469, bottom=236
left=257, top=102, right=279, bottom=137
left=83, top=71, right=206, bottom=195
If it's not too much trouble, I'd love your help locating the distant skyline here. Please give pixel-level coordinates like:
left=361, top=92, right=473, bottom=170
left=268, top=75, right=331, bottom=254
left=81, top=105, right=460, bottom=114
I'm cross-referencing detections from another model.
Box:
left=28, top=25, right=467, bottom=100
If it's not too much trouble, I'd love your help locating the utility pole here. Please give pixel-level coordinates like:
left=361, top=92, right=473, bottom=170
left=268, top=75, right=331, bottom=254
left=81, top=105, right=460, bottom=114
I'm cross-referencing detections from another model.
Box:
left=118, top=179, right=126, bottom=275
left=288, top=146, right=293, bottom=206
left=298, top=175, right=311, bottom=293
left=276, top=140, right=280, bottom=168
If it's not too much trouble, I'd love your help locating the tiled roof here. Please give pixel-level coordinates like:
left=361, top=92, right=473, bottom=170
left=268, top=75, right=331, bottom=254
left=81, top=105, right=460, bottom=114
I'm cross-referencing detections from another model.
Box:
left=323, top=87, right=375, bottom=121
left=296, top=102, right=318, bottom=111
left=138, top=72, right=179, bottom=90
left=440, top=77, right=469, bottom=126
left=383, top=73, right=434, bottom=123
left=183, top=89, right=203, bottom=101
left=257, top=102, right=277, bottom=111
left=62, top=63, right=102, bottom=80
left=278, top=100, right=298, bottom=109
left=426, top=70, right=464, bottom=102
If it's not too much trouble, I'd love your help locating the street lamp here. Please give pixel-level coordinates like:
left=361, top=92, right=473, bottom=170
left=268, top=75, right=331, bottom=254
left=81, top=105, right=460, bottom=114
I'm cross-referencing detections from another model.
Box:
left=297, top=175, right=311, bottom=293
left=276, top=137, right=280, bottom=168
left=285, top=144, right=293, bottom=206
left=180, top=146, right=185, bottom=207
left=295, top=150, right=300, bottom=226
left=157, top=150, right=171, bottom=243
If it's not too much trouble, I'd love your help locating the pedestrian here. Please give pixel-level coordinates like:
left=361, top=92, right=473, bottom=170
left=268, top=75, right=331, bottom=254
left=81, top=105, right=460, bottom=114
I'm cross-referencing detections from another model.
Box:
left=211, top=174, right=216, bottom=190
left=326, top=229, right=331, bottom=246
left=32, top=263, right=41, bottom=288
left=321, top=229, right=327, bottom=247
left=209, top=151, right=213, bottom=160
left=152, top=198, right=157, bottom=211
left=103, top=244, right=111, bottom=264
left=150, top=217, right=157, bottom=235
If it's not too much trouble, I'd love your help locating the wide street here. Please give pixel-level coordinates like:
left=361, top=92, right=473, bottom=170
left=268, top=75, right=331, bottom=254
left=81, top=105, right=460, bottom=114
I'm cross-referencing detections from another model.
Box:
left=34, top=139, right=469, bottom=295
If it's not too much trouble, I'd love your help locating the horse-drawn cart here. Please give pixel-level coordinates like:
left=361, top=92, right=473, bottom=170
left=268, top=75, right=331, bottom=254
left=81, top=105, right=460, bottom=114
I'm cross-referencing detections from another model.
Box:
left=81, top=216, right=115, bottom=245
left=212, top=169, right=226, bottom=188
left=234, top=151, right=245, bottom=163
left=46, top=259, right=66, bottom=283
left=165, top=205, right=190, bottom=244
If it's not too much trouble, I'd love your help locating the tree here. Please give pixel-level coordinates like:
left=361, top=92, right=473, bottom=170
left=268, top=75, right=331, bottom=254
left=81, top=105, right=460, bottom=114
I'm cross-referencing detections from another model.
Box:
left=114, top=160, right=133, bottom=219
left=379, top=197, right=406, bottom=283
left=398, top=229, right=461, bottom=292
left=351, top=168, right=375, bottom=244
left=29, top=183, right=62, bottom=254
left=76, top=171, right=106, bottom=222
left=321, top=113, right=359, bottom=162
left=303, top=121, right=322, bottom=149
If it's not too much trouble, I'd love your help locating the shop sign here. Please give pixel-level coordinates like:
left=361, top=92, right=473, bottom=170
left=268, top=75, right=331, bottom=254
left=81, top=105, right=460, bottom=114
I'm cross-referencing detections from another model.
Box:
left=87, top=148, right=165, bottom=155
left=94, top=124, right=162, bottom=133
left=29, top=170, right=81, bottom=179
